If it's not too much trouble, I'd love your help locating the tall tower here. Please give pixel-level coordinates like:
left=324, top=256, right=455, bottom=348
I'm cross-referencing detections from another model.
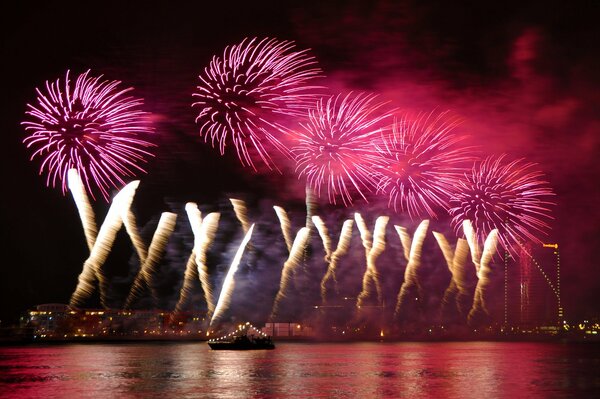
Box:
left=542, top=243, right=562, bottom=324
left=519, top=243, right=532, bottom=326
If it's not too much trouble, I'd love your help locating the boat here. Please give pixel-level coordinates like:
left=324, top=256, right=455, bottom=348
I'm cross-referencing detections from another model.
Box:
left=208, top=322, right=275, bottom=350
left=208, top=334, right=275, bottom=350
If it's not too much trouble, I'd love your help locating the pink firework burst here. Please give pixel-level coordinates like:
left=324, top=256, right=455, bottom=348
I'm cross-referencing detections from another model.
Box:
left=292, top=92, right=394, bottom=206
left=449, top=154, right=555, bottom=254
left=373, top=111, right=475, bottom=219
left=22, top=70, right=155, bottom=201
left=192, top=37, right=323, bottom=170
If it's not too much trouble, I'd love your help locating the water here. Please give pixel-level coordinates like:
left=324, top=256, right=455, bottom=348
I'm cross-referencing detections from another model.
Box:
left=1, top=342, right=599, bottom=398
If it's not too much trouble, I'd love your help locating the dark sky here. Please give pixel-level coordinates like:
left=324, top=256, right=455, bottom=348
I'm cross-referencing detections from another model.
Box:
left=1, top=0, right=599, bottom=324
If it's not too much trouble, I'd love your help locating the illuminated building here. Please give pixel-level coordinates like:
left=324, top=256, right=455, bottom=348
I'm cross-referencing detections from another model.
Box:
left=510, top=243, right=561, bottom=328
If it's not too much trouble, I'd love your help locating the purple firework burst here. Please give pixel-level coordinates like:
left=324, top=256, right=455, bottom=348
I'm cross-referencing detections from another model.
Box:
left=22, top=70, right=155, bottom=201
left=291, top=92, right=394, bottom=206
left=449, top=154, right=555, bottom=254
left=192, top=37, right=323, bottom=170
left=373, top=111, right=475, bottom=219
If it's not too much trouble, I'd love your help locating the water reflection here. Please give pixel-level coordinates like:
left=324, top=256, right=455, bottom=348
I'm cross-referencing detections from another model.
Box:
left=0, top=342, right=599, bottom=398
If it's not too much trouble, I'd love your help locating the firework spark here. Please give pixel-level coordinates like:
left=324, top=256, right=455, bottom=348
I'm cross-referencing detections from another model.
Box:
left=69, top=180, right=140, bottom=308
left=449, top=154, right=555, bottom=255
left=274, top=206, right=293, bottom=252
left=230, top=198, right=251, bottom=234
left=292, top=92, right=394, bottom=206
left=373, top=111, right=474, bottom=219
left=270, top=227, right=310, bottom=320
left=394, top=220, right=429, bottom=319
left=67, top=169, right=98, bottom=251
left=312, top=216, right=354, bottom=304
left=466, top=225, right=499, bottom=325
left=211, top=224, right=255, bottom=327
left=174, top=251, right=198, bottom=314
left=355, top=214, right=389, bottom=307
left=192, top=37, right=323, bottom=170
left=432, top=231, right=472, bottom=319
left=192, top=209, right=220, bottom=315
left=23, top=70, right=155, bottom=201
left=124, top=212, right=177, bottom=308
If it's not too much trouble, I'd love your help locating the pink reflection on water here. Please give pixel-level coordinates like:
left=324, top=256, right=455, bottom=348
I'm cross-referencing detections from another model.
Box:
left=0, top=342, right=598, bottom=398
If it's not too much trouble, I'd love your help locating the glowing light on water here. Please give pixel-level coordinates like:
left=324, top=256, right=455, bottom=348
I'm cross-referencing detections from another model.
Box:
left=192, top=37, right=323, bottom=170
left=22, top=70, right=155, bottom=201
left=394, top=220, right=430, bottom=318
left=355, top=214, right=389, bottom=307
left=210, top=224, right=255, bottom=327
left=312, top=216, right=354, bottom=304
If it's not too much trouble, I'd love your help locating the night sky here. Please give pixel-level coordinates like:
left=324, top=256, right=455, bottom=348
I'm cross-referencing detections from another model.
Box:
left=1, top=0, right=599, bottom=325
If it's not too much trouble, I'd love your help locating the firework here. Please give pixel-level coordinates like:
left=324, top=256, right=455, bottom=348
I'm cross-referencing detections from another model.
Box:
left=23, top=70, right=155, bottom=201
left=274, top=206, right=293, bottom=252
left=67, top=169, right=98, bottom=251
left=312, top=216, right=354, bottom=304
left=192, top=37, right=323, bottom=170
left=124, top=212, right=177, bottom=308
left=355, top=214, right=389, bottom=307
left=173, top=203, right=205, bottom=313
left=394, top=220, right=429, bottom=319
left=69, top=180, right=140, bottom=308
left=292, top=92, right=394, bottom=206
left=211, top=224, right=255, bottom=327
left=449, top=154, right=554, bottom=255
left=373, top=111, right=474, bottom=219
left=466, top=227, right=499, bottom=325
left=270, top=227, right=310, bottom=320
left=432, top=232, right=472, bottom=318
left=193, top=210, right=221, bottom=315
left=230, top=198, right=251, bottom=234
left=174, top=251, right=198, bottom=314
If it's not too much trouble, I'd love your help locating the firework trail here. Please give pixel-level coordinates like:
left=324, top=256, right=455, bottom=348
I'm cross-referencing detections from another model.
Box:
left=22, top=70, right=155, bottom=201
left=69, top=180, right=140, bottom=308
left=355, top=213, right=389, bottom=307
left=270, top=227, right=310, bottom=320
left=67, top=169, right=98, bottom=251
left=174, top=204, right=204, bottom=313
left=210, top=224, right=255, bottom=327
left=394, top=220, right=430, bottom=319
left=230, top=198, right=251, bottom=234
left=432, top=232, right=472, bottom=319
left=449, top=154, right=554, bottom=255
left=185, top=204, right=220, bottom=315
left=192, top=37, right=323, bottom=170
left=124, top=212, right=177, bottom=308
left=174, top=251, right=198, bottom=314
left=305, top=186, right=318, bottom=230
left=373, top=111, right=474, bottom=219
left=466, top=227, right=499, bottom=325
left=463, top=220, right=482, bottom=274
left=292, top=92, right=394, bottom=206
left=312, top=216, right=354, bottom=304
left=273, top=206, right=293, bottom=252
